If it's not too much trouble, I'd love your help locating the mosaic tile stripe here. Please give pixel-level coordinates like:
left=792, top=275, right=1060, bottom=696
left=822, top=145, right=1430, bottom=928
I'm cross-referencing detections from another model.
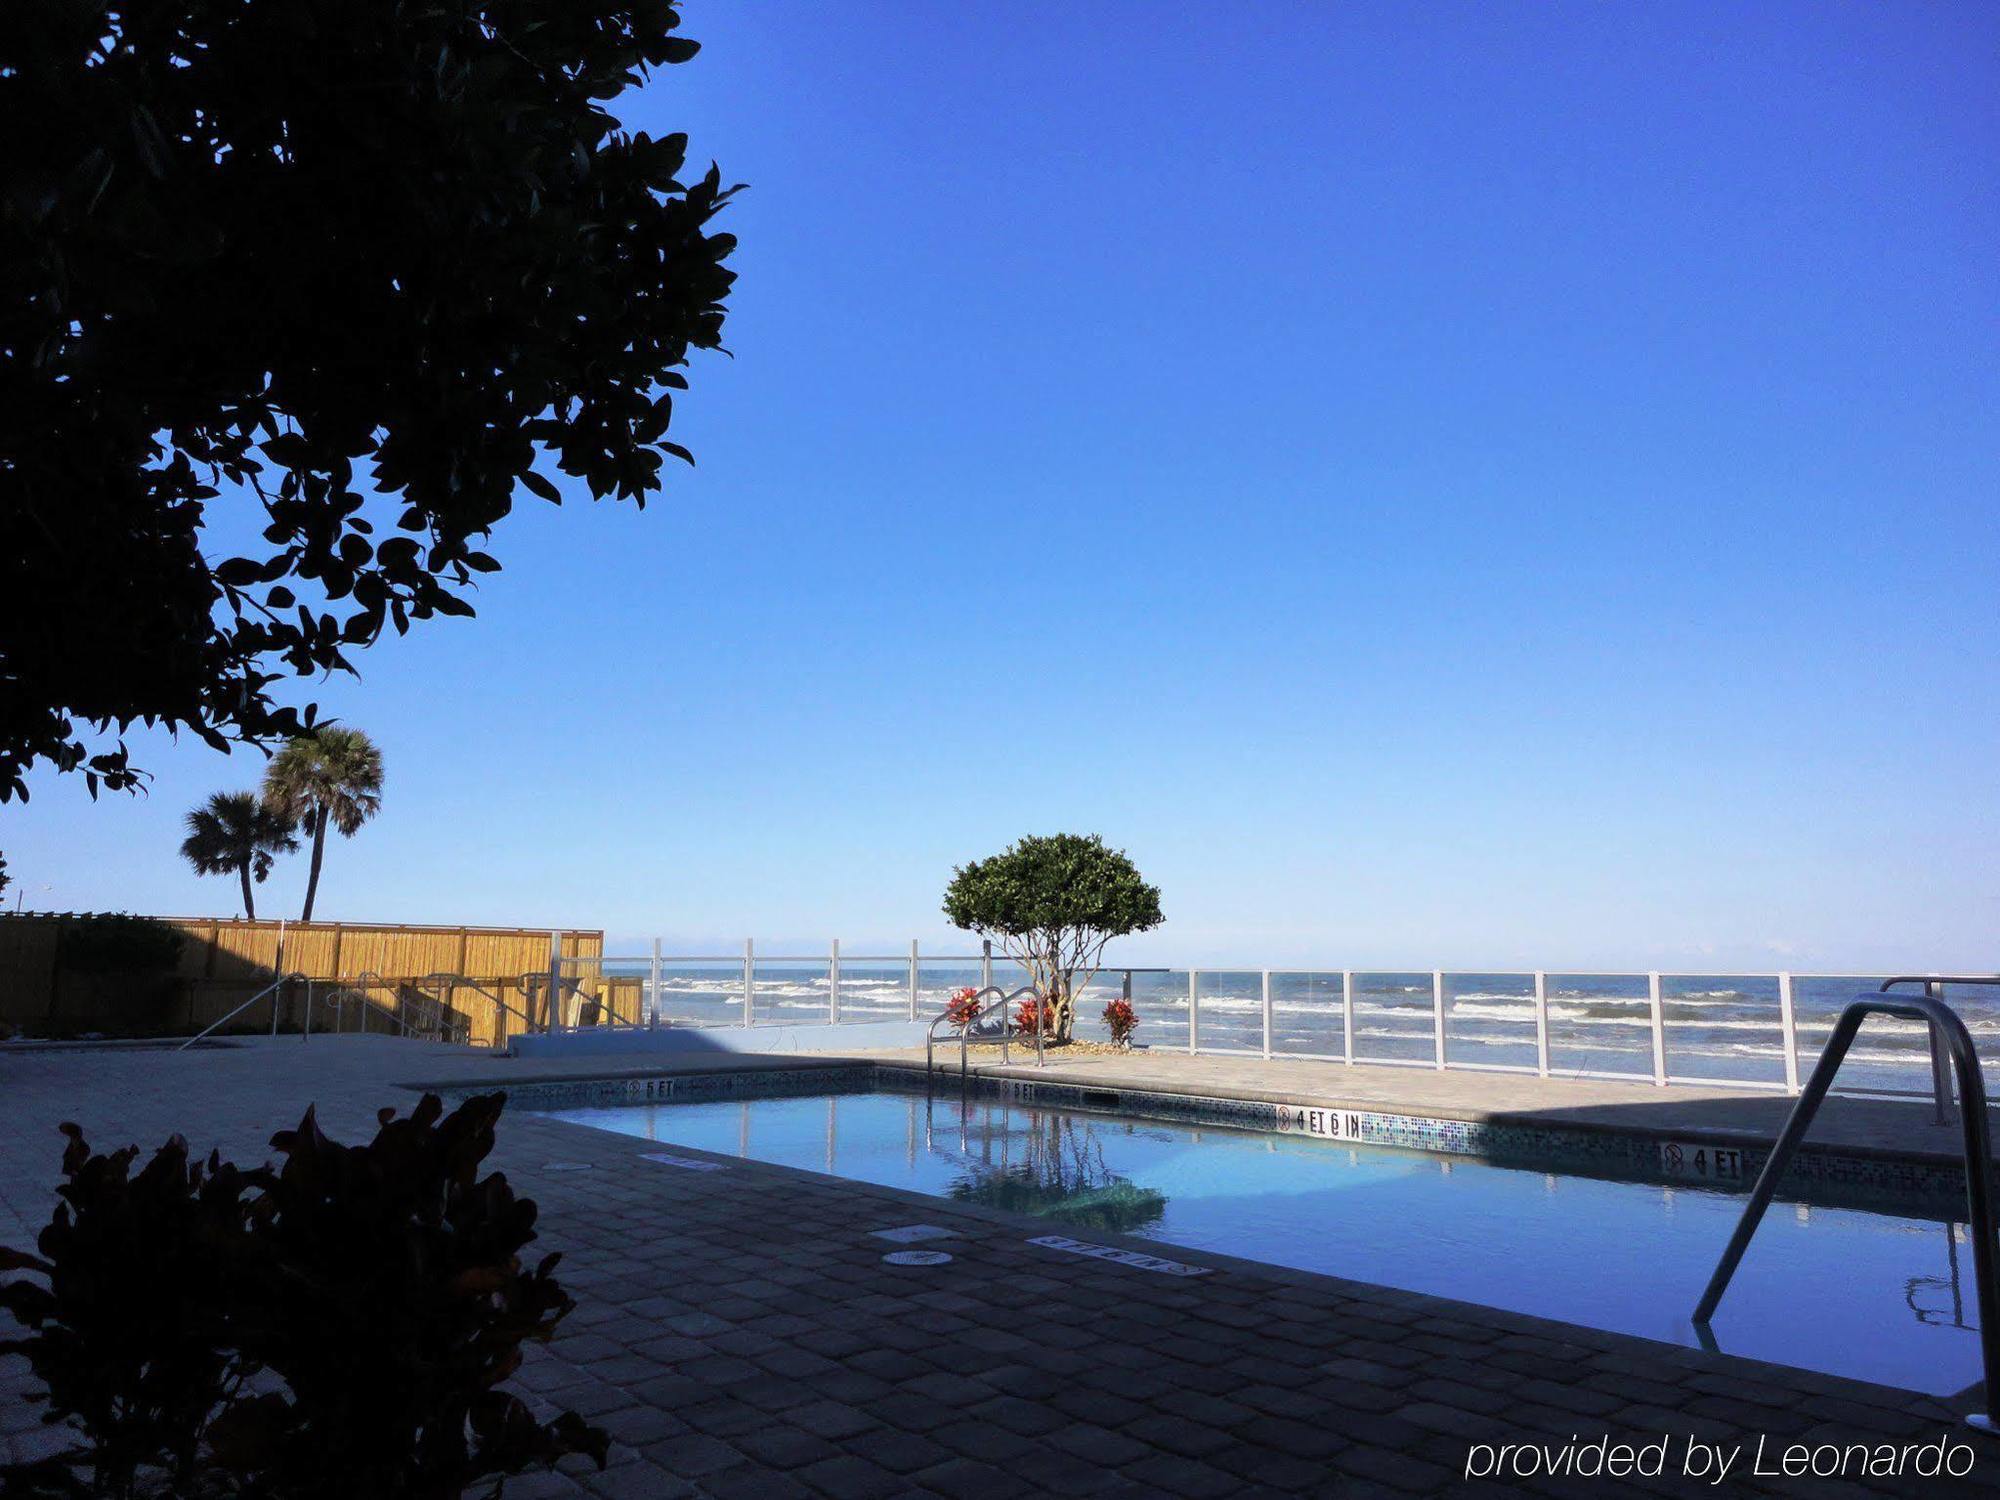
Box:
left=443, top=1064, right=875, bottom=1113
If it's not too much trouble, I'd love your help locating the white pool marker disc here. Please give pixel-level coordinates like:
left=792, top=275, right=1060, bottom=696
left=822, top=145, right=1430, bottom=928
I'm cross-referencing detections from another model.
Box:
left=870, top=1224, right=956, bottom=1244
left=542, top=1162, right=595, bottom=1172
left=639, top=1152, right=729, bottom=1172
left=882, top=1250, right=954, bottom=1266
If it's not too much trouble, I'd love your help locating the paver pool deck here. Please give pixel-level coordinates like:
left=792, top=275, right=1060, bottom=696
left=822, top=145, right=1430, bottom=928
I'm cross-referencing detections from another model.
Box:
left=3, top=1036, right=1998, bottom=1497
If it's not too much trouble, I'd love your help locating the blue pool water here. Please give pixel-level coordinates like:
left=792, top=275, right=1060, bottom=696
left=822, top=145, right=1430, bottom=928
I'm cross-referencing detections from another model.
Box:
left=536, top=1088, right=1983, bottom=1396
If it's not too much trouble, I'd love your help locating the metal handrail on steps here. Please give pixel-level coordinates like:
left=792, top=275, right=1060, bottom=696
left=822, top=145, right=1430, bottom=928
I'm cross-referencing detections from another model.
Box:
left=1692, top=985, right=2000, bottom=1432
left=925, top=985, right=1046, bottom=1078
left=316, top=972, right=403, bottom=1036
left=315, top=973, right=453, bottom=1041
left=416, top=973, right=530, bottom=1049
left=178, top=972, right=310, bottom=1051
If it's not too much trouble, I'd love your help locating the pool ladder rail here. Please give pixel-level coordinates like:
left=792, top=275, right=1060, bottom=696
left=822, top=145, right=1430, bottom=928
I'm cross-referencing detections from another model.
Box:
left=1692, top=979, right=2000, bottom=1433
left=924, top=985, right=1047, bottom=1079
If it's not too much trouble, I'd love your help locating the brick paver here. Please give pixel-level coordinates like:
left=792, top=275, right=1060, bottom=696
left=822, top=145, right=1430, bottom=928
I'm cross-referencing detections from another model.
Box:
left=1, top=1037, right=1997, bottom=1495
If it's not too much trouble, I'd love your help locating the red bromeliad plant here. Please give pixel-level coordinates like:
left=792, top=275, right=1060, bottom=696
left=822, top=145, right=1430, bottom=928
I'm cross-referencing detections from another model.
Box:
left=943, top=987, right=983, bottom=1030
left=1102, top=997, right=1138, bottom=1048
left=1013, top=994, right=1054, bottom=1038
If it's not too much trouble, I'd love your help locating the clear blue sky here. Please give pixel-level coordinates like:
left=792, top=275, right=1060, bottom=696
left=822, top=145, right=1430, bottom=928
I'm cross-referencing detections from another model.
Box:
left=8, top=1, right=1997, bottom=970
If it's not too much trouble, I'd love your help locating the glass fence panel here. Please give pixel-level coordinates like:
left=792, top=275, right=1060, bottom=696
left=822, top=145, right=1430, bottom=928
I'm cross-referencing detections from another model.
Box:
left=1070, top=969, right=1129, bottom=1044
left=644, top=960, right=747, bottom=1027
left=829, top=957, right=911, bottom=1021
left=913, top=960, right=995, bottom=1028
left=1128, top=969, right=1189, bottom=1049
left=1193, top=970, right=1263, bottom=1054
left=1940, top=980, right=2000, bottom=1096
left=1133, top=970, right=1192, bottom=1051
left=1443, top=973, right=1536, bottom=1071
left=749, top=962, right=832, bottom=1026
left=1545, top=974, right=1653, bottom=1077
left=1793, top=975, right=1935, bottom=1096
left=1271, top=971, right=1345, bottom=1057
left=1350, top=972, right=1436, bottom=1065
left=1661, top=974, right=1785, bottom=1086
left=588, top=957, right=647, bottom=1027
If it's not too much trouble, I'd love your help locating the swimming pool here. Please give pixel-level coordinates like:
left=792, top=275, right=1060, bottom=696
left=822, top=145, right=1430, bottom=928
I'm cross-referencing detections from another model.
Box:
left=533, top=1086, right=1983, bottom=1396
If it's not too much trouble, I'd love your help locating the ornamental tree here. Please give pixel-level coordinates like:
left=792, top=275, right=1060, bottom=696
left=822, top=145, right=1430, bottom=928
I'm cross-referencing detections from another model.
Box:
left=0, top=0, right=739, bottom=807
left=942, top=834, right=1164, bottom=1043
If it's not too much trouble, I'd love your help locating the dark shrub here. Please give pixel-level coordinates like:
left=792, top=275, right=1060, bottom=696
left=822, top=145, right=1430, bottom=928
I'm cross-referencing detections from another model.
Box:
left=0, top=1093, right=604, bottom=1498
left=0, top=1128, right=264, bottom=1497
left=55, top=915, right=185, bottom=976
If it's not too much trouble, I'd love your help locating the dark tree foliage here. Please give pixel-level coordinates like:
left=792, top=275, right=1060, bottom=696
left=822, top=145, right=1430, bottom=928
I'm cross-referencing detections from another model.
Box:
left=0, top=0, right=739, bottom=804
left=0, top=1093, right=603, bottom=1499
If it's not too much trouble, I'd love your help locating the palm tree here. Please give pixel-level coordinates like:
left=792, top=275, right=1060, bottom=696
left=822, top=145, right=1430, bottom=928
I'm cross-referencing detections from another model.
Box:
left=180, top=792, right=299, bottom=919
left=261, top=728, right=384, bottom=921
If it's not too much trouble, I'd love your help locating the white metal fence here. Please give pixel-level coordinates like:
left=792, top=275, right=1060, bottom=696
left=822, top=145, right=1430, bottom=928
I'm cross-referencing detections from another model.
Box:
left=544, top=938, right=1997, bottom=1101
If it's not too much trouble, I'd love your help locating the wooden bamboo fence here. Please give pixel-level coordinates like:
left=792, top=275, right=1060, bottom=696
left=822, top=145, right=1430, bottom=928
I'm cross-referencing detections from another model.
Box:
left=0, top=914, right=604, bottom=1046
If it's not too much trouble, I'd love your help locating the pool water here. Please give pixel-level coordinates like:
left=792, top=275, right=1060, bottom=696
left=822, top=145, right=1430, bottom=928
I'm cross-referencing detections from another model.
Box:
left=536, top=1088, right=1983, bottom=1395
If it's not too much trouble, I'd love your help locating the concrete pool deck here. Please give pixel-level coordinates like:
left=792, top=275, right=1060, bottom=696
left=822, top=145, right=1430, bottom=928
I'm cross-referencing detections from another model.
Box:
left=1, top=1036, right=1996, bottom=1497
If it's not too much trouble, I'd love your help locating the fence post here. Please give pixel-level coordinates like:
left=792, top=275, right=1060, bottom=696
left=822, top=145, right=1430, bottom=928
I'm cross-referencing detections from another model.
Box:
left=546, top=931, right=561, bottom=1034
left=275, top=919, right=288, bottom=1035
left=1262, top=971, right=1273, bottom=1060
left=1927, top=979, right=1954, bottom=1125
left=981, top=939, right=992, bottom=992
left=1342, top=970, right=1354, bottom=1064
left=743, top=938, right=754, bottom=1027
left=1648, top=971, right=1666, bottom=1085
left=909, top=939, right=920, bottom=1021
left=649, top=938, right=662, bottom=1028
left=1432, top=970, right=1446, bottom=1070
left=1777, top=971, right=1799, bottom=1095
left=1189, top=970, right=1199, bottom=1055
left=1534, top=971, right=1550, bottom=1077
left=829, top=938, right=840, bottom=1025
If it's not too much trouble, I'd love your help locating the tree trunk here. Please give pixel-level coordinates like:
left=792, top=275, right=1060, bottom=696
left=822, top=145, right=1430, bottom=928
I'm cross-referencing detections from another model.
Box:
left=238, top=863, right=256, bottom=921
left=301, top=809, right=327, bottom=921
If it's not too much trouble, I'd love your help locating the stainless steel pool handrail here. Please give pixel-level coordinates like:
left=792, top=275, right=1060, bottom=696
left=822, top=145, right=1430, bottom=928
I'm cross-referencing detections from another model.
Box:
left=1691, top=988, right=2000, bottom=1432
left=1880, top=976, right=2000, bottom=1126
left=178, top=972, right=310, bottom=1051
left=925, top=986, right=1044, bottom=1077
